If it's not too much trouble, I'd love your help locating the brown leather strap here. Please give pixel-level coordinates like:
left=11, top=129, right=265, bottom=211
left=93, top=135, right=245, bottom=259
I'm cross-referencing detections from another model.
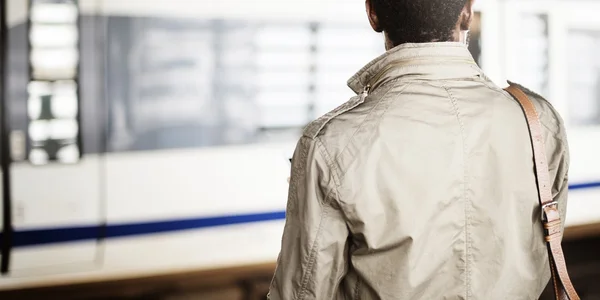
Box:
left=504, top=85, right=580, bottom=300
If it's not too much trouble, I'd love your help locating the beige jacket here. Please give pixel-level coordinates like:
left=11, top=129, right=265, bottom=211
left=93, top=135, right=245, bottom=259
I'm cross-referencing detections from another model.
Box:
left=268, top=43, right=569, bottom=300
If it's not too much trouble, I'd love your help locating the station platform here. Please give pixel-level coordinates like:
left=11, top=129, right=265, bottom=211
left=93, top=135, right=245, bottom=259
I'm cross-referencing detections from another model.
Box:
left=0, top=263, right=275, bottom=300
left=1, top=223, right=599, bottom=300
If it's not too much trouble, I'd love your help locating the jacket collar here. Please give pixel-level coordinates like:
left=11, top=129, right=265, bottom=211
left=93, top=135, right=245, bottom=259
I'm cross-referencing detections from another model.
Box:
left=347, top=42, right=483, bottom=94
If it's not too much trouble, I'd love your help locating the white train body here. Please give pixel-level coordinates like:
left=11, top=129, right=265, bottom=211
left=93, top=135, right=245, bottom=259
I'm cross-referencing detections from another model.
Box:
left=1, top=0, right=600, bottom=291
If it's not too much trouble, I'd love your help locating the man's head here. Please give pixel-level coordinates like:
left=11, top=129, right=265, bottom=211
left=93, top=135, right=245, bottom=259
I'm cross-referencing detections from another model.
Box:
left=366, top=0, right=476, bottom=50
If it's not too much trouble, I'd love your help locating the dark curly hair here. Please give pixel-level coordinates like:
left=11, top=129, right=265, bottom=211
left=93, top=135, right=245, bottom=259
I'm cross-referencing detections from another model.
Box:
left=370, top=0, right=468, bottom=47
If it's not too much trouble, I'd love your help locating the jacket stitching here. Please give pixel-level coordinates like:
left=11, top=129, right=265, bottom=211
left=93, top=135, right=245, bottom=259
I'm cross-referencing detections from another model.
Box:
left=350, top=50, right=478, bottom=88
left=368, top=62, right=479, bottom=90
left=315, top=138, right=340, bottom=205
left=559, top=130, right=570, bottom=171
left=296, top=207, right=328, bottom=300
left=353, top=276, right=361, bottom=300
left=330, top=185, right=349, bottom=298
left=493, top=86, right=570, bottom=170
left=316, top=138, right=341, bottom=189
left=292, top=137, right=329, bottom=300
left=331, top=235, right=349, bottom=296
left=316, top=138, right=351, bottom=299
left=336, top=82, right=412, bottom=181
left=347, top=43, right=469, bottom=87
left=479, top=83, right=570, bottom=173
left=443, top=85, right=472, bottom=299
left=490, top=85, right=561, bottom=131
left=333, top=81, right=402, bottom=163
left=342, top=85, right=404, bottom=181
left=304, top=95, right=366, bottom=140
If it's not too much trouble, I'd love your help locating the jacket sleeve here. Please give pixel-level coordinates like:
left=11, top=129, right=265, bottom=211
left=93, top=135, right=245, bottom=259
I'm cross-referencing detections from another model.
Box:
left=552, top=123, right=570, bottom=234
left=268, top=136, right=349, bottom=300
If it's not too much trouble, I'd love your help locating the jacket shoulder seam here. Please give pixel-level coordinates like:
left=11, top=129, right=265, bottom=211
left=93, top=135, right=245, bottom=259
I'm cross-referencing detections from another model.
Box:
left=303, top=95, right=365, bottom=140
left=335, top=82, right=411, bottom=182
left=505, top=81, right=561, bottom=128
left=335, top=83, right=404, bottom=158
left=490, top=84, right=563, bottom=139
left=315, top=137, right=342, bottom=190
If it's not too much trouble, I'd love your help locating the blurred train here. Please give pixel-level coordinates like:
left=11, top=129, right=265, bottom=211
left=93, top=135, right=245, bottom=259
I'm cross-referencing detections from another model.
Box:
left=1, top=0, right=600, bottom=292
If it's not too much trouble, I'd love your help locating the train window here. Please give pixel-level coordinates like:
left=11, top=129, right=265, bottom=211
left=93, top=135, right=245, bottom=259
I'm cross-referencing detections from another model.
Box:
left=27, top=0, right=81, bottom=165
left=254, top=24, right=313, bottom=132
left=507, top=13, right=551, bottom=98
left=567, top=29, right=600, bottom=126
left=105, top=17, right=385, bottom=151
left=216, top=21, right=260, bottom=144
left=107, top=18, right=222, bottom=151
left=256, top=22, right=381, bottom=133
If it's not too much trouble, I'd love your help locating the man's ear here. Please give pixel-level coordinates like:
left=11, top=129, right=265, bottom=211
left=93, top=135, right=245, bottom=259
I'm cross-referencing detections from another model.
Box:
left=366, top=0, right=383, bottom=33
left=459, top=0, right=475, bottom=30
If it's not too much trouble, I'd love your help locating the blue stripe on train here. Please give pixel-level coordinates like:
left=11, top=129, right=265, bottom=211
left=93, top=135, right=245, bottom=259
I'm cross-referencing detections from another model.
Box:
left=1, top=181, right=599, bottom=248
left=569, top=181, right=600, bottom=190
left=2, top=211, right=286, bottom=248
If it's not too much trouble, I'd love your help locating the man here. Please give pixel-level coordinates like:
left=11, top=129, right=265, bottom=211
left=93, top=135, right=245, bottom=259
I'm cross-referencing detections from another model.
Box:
left=268, top=0, right=569, bottom=299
